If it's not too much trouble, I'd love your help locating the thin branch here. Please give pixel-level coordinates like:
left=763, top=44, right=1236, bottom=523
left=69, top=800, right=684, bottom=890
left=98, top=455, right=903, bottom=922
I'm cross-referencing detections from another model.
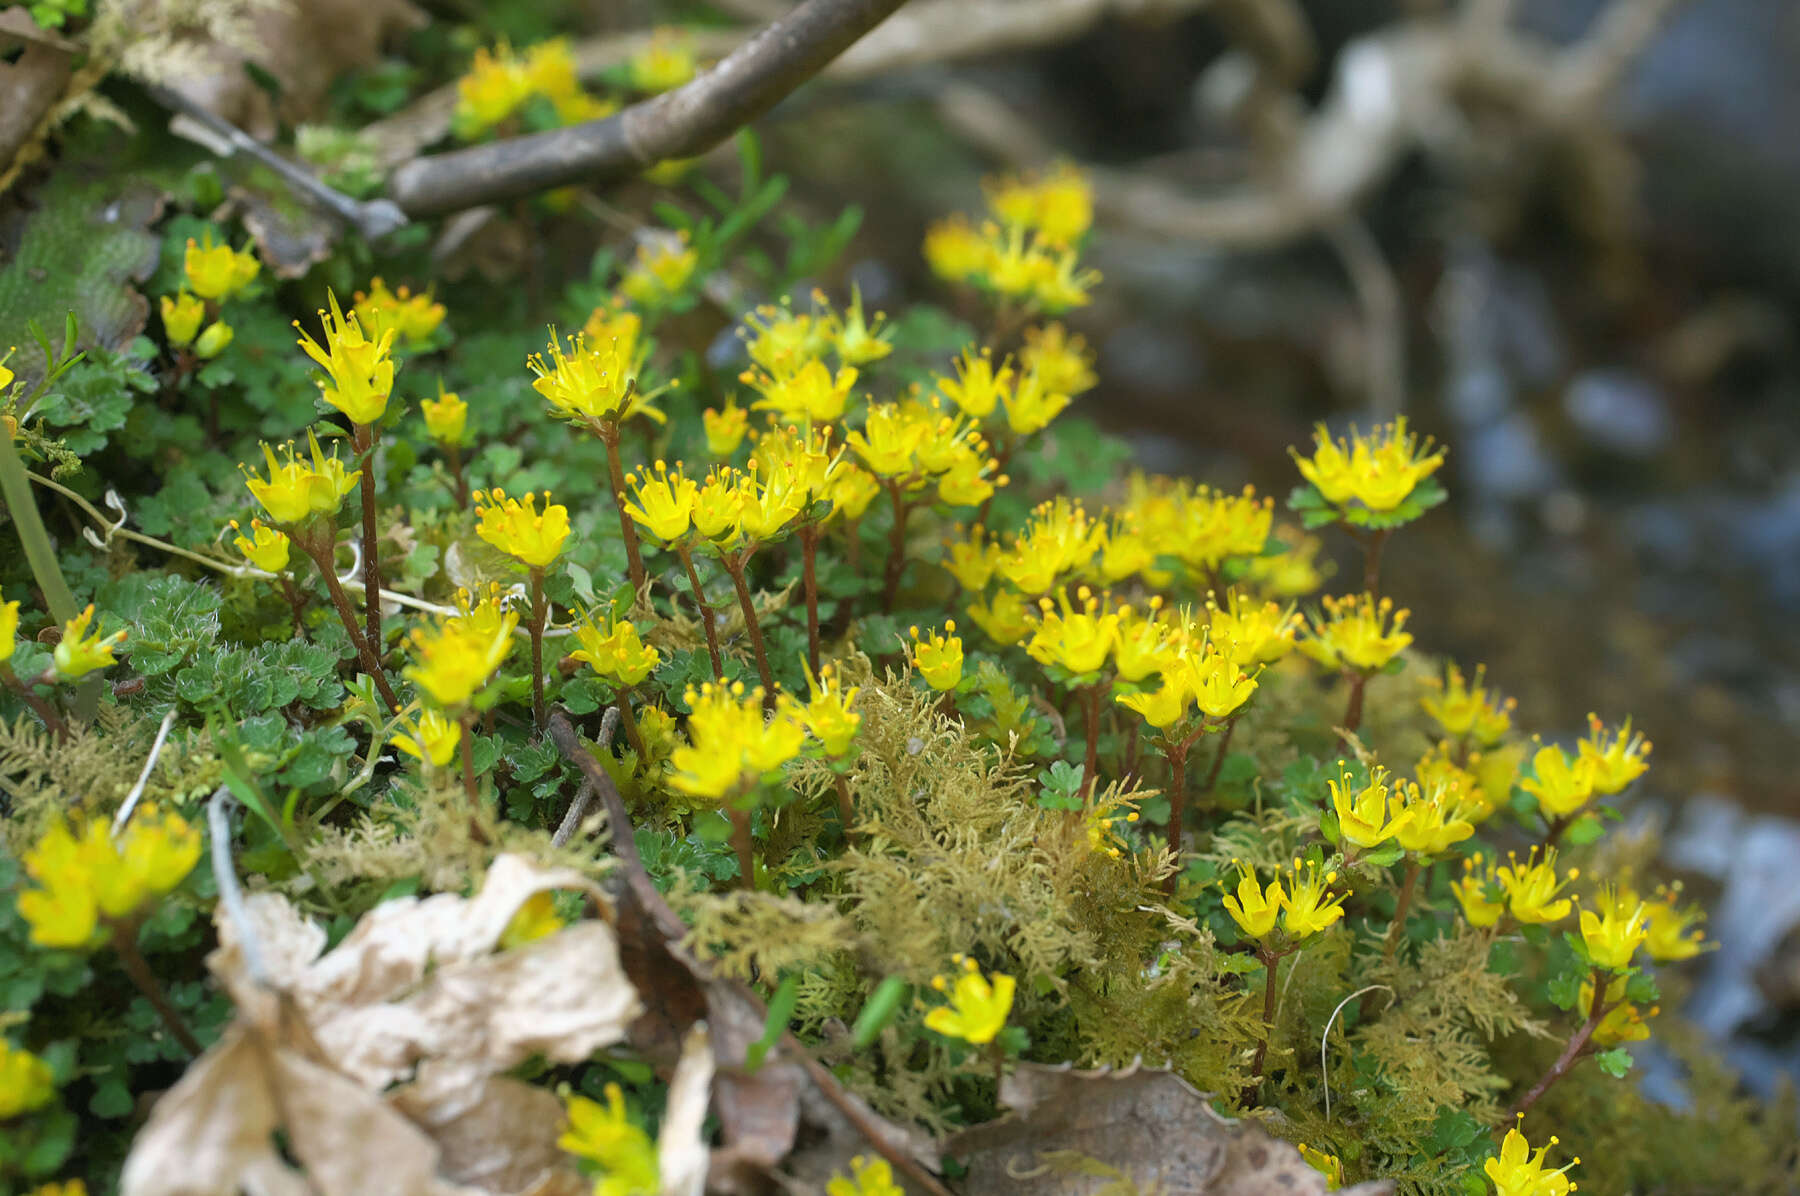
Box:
left=208, top=785, right=270, bottom=989
left=112, top=708, right=179, bottom=836
left=552, top=706, right=620, bottom=847
left=389, top=0, right=916, bottom=217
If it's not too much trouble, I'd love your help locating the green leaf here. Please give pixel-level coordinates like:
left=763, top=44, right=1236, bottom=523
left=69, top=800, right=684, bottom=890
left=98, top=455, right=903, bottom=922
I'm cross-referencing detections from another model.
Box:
left=1564, top=814, right=1606, bottom=845
left=851, top=976, right=908, bottom=1049
left=1596, top=1047, right=1634, bottom=1078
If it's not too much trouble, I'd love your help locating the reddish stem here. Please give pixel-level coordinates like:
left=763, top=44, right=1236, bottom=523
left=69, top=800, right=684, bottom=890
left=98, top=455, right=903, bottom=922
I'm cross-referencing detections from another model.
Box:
left=728, top=806, right=757, bottom=891
left=1162, top=741, right=1189, bottom=896
left=2, top=663, right=70, bottom=739
left=528, top=568, right=548, bottom=730
left=111, top=922, right=202, bottom=1057
left=306, top=540, right=400, bottom=712
left=677, top=543, right=725, bottom=679
left=722, top=550, right=777, bottom=706
left=352, top=422, right=384, bottom=658
left=1505, top=969, right=1614, bottom=1121
left=599, top=425, right=647, bottom=595
left=801, top=526, right=822, bottom=679
left=1080, top=684, right=1102, bottom=803
left=459, top=710, right=479, bottom=807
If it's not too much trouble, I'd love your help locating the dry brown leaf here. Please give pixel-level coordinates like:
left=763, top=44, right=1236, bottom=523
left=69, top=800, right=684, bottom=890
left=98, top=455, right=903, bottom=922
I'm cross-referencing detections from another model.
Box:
left=943, top=1062, right=1393, bottom=1196
left=0, top=8, right=74, bottom=177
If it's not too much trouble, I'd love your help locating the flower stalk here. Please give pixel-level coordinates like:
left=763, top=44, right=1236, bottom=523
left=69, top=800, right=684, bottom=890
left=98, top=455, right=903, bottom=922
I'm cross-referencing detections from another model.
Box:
left=801, top=524, right=823, bottom=679
left=728, top=806, right=757, bottom=892
left=1, top=662, right=70, bottom=739
left=111, top=922, right=202, bottom=1057
left=299, top=533, right=400, bottom=712
left=720, top=549, right=776, bottom=706
left=527, top=567, right=549, bottom=729
left=352, top=422, right=385, bottom=656
left=881, top=481, right=910, bottom=612
left=1505, top=968, right=1615, bottom=1121
left=676, top=543, right=725, bottom=679
left=598, top=423, right=648, bottom=594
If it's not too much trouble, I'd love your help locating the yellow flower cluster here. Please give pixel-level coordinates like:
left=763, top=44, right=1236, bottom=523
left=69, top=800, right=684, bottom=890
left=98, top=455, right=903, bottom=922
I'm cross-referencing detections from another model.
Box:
left=529, top=327, right=659, bottom=428
left=1291, top=416, right=1446, bottom=513
left=627, top=28, right=698, bottom=93
left=394, top=709, right=462, bottom=768
left=925, top=954, right=1016, bottom=1044
left=558, top=1083, right=660, bottom=1196
left=454, top=38, right=616, bottom=138
left=474, top=488, right=571, bottom=569
left=52, top=605, right=127, bottom=681
left=352, top=277, right=446, bottom=347
left=16, top=807, right=202, bottom=949
left=242, top=429, right=361, bottom=527
left=1454, top=848, right=1582, bottom=928
left=1221, top=858, right=1347, bottom=942
left=909, top=622, right=964, bottom=691
left=421, top=382, right=468, bottom=447
left=162, top=231, right=257, bottom=357
left=1485, top=1122, right=1578, bottom=1196
left=1520, top=716, right=1653, bottom=819
left=667, top=681, right=804, bottom=800
left=296, top=291, right=397, bottom=427
left=570, top=611, right=661, bottom=687
left=0, top=1037, right=55, bottom=1119
left=1300, top=592, right=1412, bottom=674
left=800, top=663, right=861, bottom=757
left=404, top=590, right=518, bottom=710
left=624, top=447, right=855, bottom=552
left=621, top=234, right=700, bottom=307
left=924, top=163, right=1099, bottom=312
left=828, top=1156, right=904, bottom=1196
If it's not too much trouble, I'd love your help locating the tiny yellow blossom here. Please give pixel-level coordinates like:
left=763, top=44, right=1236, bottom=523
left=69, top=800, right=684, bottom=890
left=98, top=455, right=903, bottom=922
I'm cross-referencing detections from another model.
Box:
left=242, top=430, right=361, bottom=526
left=500, top=891, right=565, bottom=950
left=622, top=234, right=699, bottom=306
left=984, top=162, right=1093, bottom=247
left=668, top=681, right=805, bottom=800
left=160, top=291, right=204, bottom=347
left=1484, top=1122, right=1578, bottom=1196
left=529, top=328, right=656, bottom=426
left=1414, top=744, right=1492, bottom=822
left=1222, top=862, right=1283, bottom=941
left=1520, top=743, right=1598, bottom=819
left=1453, top=853, right=1506, bottom=928
left=404, top=597, right=518, bottom=710
left=937, top=348, right=1012, bottom=420
left=230, top=519, right=290, bottom=573
left=184, top=232, right=243, bottom=301
left=624, top=460, right=700, bottom=545
left=558, top=1083, right=660, bottom=1196
left=628, top=29, right=697, bottom=92
left=1583, top=974, right=1655, bottom=1046
left=1298, top=1144, right=1344, bottom=1191
left=1208, top=590, right=1299, bottom=667
left=453, top=44, right=532, bottom=138
left=52, top=605, right=126, bottom=680
left=353, top=277, right=446, bottom=347
left=1328, top=764, right=1412, bottom=850
left=1025, top=587, right=1118, bottom=677
left=750, top=358, right=857, bottom=424
left=1392, top=778, right=1476, bottom=856
left=801, top=663, right=861, bottom=757
left=692, top=466, right=745, bottom=545
left=569, top=611, right=661, bottom=687
left=1184, top=642, right=1258, bottom=720
left=1117, top=673, right=1192, bottom=730
left=421, top=383, right=468, bottom=446
left=1300, top=593, right=1412, bottom=674
left=942, top=527, right=999, bottom=591
left=1641, top=885, right=1712, bottom=962
left=1291, top=416, right=1446, bottom=513
left=1243, top=526, right=1331, bottom=598
left=1577, top=714, right=1652, bottom=796
left=924, top=955, right=1015, bottom=1045
left=1473, top=742, right=1524, bottom=818
left=828, top=1155, right=904, bottom=1196
left=1421, top=663, right=1514, bottom=745
left=474, top=488, right=571, bottom=568
left=193, top=321, right=234, bottom=360
left=1579, top=885, right=1649, bottom=971
left=910, top=621, right=964, bottom=692
left=846, top=402, right=928, bottom=478
left=394, top=709, right=462, bottom=768
left=964, top=588, right=1035, bottom=648
left=1098, top=520, right=1155, bottom=585
left=17, top=807, right=200, bottom=949
left=1498, top=848, right=1578, bottom=925
left=704, top=401, right=750, bottom=456
left=1110, top=600, right=1172, bottom=683
left=923, top=214, right=989, bottom=284
left=1020, top=322, right=1097, bottom=396
left=831, top=286, right=892, bottom=365
left=0, top=1038, right=55, bottom=1119
left=1000, top=367, right=1072, bottom=436
left=1284, top=858, right=1348, bottom=939
left=1, top=599, right=18, bottom=664
left=996, top=497, right=1104, bottom=594
left=296, top=290, right=396, bottom=426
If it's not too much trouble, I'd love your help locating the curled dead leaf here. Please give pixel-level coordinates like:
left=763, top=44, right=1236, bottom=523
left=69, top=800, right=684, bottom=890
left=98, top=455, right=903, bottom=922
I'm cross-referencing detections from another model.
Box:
left=944, top=1061, right=1393, bottom=1196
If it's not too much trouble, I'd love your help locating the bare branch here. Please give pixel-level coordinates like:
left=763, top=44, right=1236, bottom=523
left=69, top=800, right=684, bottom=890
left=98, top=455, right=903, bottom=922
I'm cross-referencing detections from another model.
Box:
left=388, top=0, right=914, bottom=218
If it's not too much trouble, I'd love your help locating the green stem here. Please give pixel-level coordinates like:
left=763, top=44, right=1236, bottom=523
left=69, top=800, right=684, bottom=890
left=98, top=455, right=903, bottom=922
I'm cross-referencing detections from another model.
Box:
left=0, top=433, right=78, bottom=623
left=1, top=660, right=70, bottom=739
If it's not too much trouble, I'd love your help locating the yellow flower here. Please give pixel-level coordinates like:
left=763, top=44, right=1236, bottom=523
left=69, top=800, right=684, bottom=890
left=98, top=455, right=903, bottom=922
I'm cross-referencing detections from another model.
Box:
left=1579, top=885, right=1648, bottom=971
left=1641, top=886, right=1711, bottom=962
left=1208, top=590, right=1299, bottom=667
left=1083, top=799, right=1137, bottom=860
left=1117, top=673, right=1192, bottom=730
left=1583, top=974, right=1655, bottom=1046
left=1284, top=858, right=1348, bottom=939
left=230, top=519, right=290, bottom=573
left=1243, top=526, right=1331, bottom=598
left=296, top=290, right=396, bottom=426
left=910, top=621, right=964, bottom=692
left=741, top=303, right=831, bottom=375
left=1414, top=741, right=1488, bottom=821
left=528, top=329, right=651, bottom=426
left=1020, top=322, right=1096, bottom=396
left=801, top=663, right=861, bottom=757
left=831, top=286, right=892, bottom=366
left=52, top=605, right=125, bottom=680
left=624, top=460, right=700, bottom=545
left=1484, top=1122, right=1578, bottom=1196
left=1184, top=642, right=1258, bottom=720
left=1473, top=742, right=1524, bottom=819
left=1222, top=862, right=1283, bottom=940
left=935, top=442, right=1003, bottom=508
left=621, top=234, right=699, bottom=306
left=750, top=358, right=858, bottom=424
left=984, top=161, right=1093, bottom=247
left=942, top=527, right=998, bottom=591
left=394, top=709, right=462, bottom=768
left=1111, top=600, right=1173, bottom=683
left=1298, top=1144, right=1343, bottom=1191
left=1028, top=247, right=1100, bottom=313
left=1300, top=593, right=1412, bottom=674
left=582, top=304, right=645, bottom=361
left=937, top=348, right=1012, bottom=420
left=25, top=1182, right=87, bottom=1196
left=1391, top=778, right=1475, bottom=856
left=1498, top=848, right=1577, bottom=925
left=704, top=402, right=749, bottom=456
left=17, top=808, right=200, bottom=948
left=1453, top=853, right=1506, bottom=928
left=500, top=891, right=565, bottom=950
left=1000, top=367, right=1072, bottom=436
left=1, top=599, right=18, bottom=664
left=1520, top=743, right=1597, bottom=819
left=404, top=597, right=518, bottom=710
left=828, top=1155, right=904, bottom=1196
left=847, top=402, right=928, bottom=479
left=160, top=291, right=204, bottom=347
left=1291, top=416, right=1446, bottom=513
left=924, top=955, right=1015, bottom=1045
left=669, top=681, right=805, bottom=800
left=692, top=466, right=745, bottom=546
left=184, top=232, right=242, bottom=301
left=1161, top=484, right=1273, bottom=574
left=453, top=43, right=532, bottom=138
left=1421, top=663, right=1514, bottom=745
left=923, top=214, right=990, bottom=284
left=353, top=277, right=446, bottom=347
left=965, top=588, right=1035, bottom=648
left=628, top=28, right=697, bottom=92
left=558, top=1083, right=660, bottom=1196
left=0, top=1037, right=55, bottom=1119
left=996, top=497, right=1104, bottom=595
left=1098, top=520, right=1154, bottom=585
left=733, top=464, right=805, bottom=542
left=1328, top=764, right=1412, bottom=850
left=242, top=430, right=361, bottom=526
left=570, top=611, right=661, bottom=687
left=1577, top=714, right=1651, bottom=796
left=193, top=321, right=233, bottom=360
left=473, top=488, right=570, bottom=568
left=1025, top=586, right=1118, bottom=677
left=421, top=383, right=468, bottom=446
left=825, top=463, right=882, bottom=520
left=228, top=244, right=260, bottom=294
